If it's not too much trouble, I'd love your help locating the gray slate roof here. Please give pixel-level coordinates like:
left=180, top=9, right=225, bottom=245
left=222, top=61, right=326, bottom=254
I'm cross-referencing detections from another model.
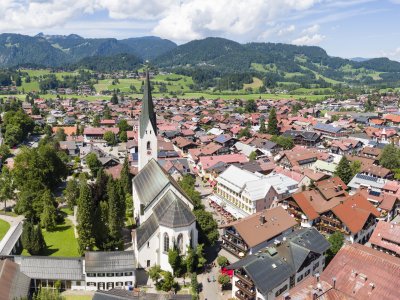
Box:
left=227, top=228, right=330, bottom=295
left=139, top=71, right=157, bottom=139
left=153, top=190, right=196, bottom=228
left=136, top=190, right=196, bottom=249
left=133, top=159, right=170, bottom=208
left=85, top=251, right=136, bottom=273
left=14, top=256, right=84, bottom=281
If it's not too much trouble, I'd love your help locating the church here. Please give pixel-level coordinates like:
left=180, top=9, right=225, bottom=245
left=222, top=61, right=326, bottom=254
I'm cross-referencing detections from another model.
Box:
left=132, top=71, right=198, bottom=273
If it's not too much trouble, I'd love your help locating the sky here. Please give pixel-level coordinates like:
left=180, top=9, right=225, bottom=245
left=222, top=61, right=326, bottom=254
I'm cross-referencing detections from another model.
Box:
left=1, top=0, right=400, bottom=60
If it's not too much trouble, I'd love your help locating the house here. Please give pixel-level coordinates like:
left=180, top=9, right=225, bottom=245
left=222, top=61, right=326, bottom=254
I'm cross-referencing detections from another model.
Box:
left=314, top=122, right=347, bottom=138
left=368, top=221, right=400, bottom=257
left=10, top=251, right=136, bottom=292
left=347, top=173, right=386, bottom=193
left=228, top=228, right=330, bottom=300
left=0, top=259, right=30, bottom=300
left=282, top=244, right=400, bottom=300
left=59, top=141, right=79, bottom=156
left=220, top=206, right=297, bottom=258
left=282, top=130, right=321, bottom=146
left=213, top=165, right=298, bottom=218
left=277, top=149, right=328, bottom=169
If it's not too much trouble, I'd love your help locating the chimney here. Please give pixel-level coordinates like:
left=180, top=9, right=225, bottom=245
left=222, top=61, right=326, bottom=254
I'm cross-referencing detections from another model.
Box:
left=332, top=277, right=336, bottom=289
left=312, top=290, right=318, bottom=300
left=259, top=215, right=266, bottom=225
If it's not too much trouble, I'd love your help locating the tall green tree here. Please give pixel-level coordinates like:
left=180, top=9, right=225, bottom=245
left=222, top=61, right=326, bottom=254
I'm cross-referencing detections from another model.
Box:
left=334, top=156, right=353, bottom=184
left=64, top=179, right=79, bottom=209
left=267, top=108, right=279, bottom=135
left=379, top=144, right=400, bottom=170
left=107, top=178, right=125, bottom=249
left=103, top=131, right=117, bottom=146
left=148, top=265, right=162, bottom=284
left=258, top=116, right=266, bottom=133
left=194, top=210, right=219, bottom=246
left=21, top=220, right=34, bottom=252
left=86, top=153, right=102, bottom=177
left=111, top=93, right=119, bottom=105
left=54, top=128, right=67, bottom=142
left=0, top=166, right=14, bottom=212
left=77, top=175, right=95, bottom=254
left=40, top=190, right=57, bottom=231
left=245, top=99, right=257, bottom=113
left=168, top=248, right=182, bottom=276
left=30, top=224, right=46, bottom=255
left=350, top=160, right=362, bottom=177
left=120, top=157, right=132, bottom=195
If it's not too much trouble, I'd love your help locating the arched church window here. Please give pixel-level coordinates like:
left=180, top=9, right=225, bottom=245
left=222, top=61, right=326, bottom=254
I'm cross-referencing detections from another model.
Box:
left=147, top=141, right=151, bottom=150
left=177, top=234, right=183, bottom=253
left=163, top=233, right=169, bottom=252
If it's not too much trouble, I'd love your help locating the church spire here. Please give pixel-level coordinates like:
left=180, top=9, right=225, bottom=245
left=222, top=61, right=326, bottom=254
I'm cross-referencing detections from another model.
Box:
left=139, top=68, right=157, bottom=139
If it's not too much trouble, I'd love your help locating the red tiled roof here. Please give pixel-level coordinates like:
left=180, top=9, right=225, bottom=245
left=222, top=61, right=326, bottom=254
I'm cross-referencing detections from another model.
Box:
left=369, top=221, right=400, bottom=256
left=321, top=244, right=400, bottom=300
left=331, top=193, right=380, bottom=234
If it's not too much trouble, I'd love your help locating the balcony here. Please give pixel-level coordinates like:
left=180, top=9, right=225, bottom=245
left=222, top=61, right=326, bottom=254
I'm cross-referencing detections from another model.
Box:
left=235, top=280, right=256, bottom=297
left=235, top=272, right=253, bottom=286
left=222, top=235, right=247, bottom=251
left=235, top=290, right=255, bottom=300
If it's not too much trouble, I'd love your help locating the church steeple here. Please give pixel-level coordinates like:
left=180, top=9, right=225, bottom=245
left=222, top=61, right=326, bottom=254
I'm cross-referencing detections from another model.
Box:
left=138, top=67, right=158, bottom=170
left=139, top=69, right=157, bottom=139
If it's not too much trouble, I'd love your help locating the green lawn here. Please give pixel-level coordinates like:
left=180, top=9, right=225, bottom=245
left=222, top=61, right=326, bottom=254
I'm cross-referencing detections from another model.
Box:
left=22, top=219, right=79, bottom=257
left=0, top=219, right=11, bottom=241
left=63, top=295, right=93, bottom=300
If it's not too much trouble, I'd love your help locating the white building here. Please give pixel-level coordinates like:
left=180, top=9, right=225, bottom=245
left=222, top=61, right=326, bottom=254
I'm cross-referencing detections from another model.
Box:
left=213, top=165, right=298, bottom=218
left=132, top=71, right=198, bottom=273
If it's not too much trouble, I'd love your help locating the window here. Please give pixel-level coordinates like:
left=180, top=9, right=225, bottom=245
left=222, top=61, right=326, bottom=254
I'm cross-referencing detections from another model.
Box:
left=125, top=281, right=133, bottom=286
left=124, top=272, right=133, bottom=276
left=86, top=273, right=96, bottom=277
left=305, top=269, right=310, bottom=276
left=147, top=260, right=150, bottom=267
left=177, top=233, right=184, bottom=253
left=297, top=275, right=303, bottom=283
left=87, top=282, right=96, bottom=287
left=76, top=281, right=81, bottom=286
left=97, top=273, right=105, bottom=277
left=147, top=241, right=150, bottom=248
left=147, top=141, right=151, bottom=150
left=116, top=272, right=124, bottom=277
left=164, top=233, right=170, bottom=252
left=116, top=282, right=124, bottom=287
left=107, top=273, right=115, bottom=277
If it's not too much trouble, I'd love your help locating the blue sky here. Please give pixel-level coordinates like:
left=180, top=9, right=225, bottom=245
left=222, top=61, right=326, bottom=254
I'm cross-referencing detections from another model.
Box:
left=1, top=0, right=400, bottom=60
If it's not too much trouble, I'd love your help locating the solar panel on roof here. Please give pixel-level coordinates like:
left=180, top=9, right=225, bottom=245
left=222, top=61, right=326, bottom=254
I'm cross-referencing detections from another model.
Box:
left=356, top=173, right=378, bottom=182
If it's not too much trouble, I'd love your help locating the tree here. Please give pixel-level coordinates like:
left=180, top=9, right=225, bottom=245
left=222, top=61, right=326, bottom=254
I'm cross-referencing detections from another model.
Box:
left=30, top=224, right=46, bottom=255
left=86, top=153, right=102, bottom=177
left=217, top=256, right=228, bottom=267
left=249, top=151, right=257, bottom=161
left=271, top=135, right=294, bottom=150
left=148, top=265, right=162, bottom=284
left=63, top=179, right=79, bottom=209
left=21, top=220, right=34, bottom=252
left=334, top=156, right=353, bottom=184
left=118, top=119, right=132, bottom=132
left=379, top=144, right=400, bottom=170
left=178, top=175, right=203, bottom=210
left=103, top=131, right=117, bottom=146
left=119, top=130, right=127, bottom=142
left=168, top=248, right=182, bottom=276
left=185, top=247, right=196, bottom=274
left=350, top=160, right=362, bottom=177
left=111, top=93, right=118, bottom=105
left=191, top=273, right=199, bottom=295
left=33, top=287, right=64, bottom=300
left=195, top=244, right=207, bottom=270
left=194, top=210, right=219, bottom=246
left=0, top=144, right=11, bottom=160
left=245, top=99, right=257, bottom=113
left=77, top=175, right=95, bottom=254
left=218, top=274, right=230, bottom=287
left=267, top=108, right=279, bottom=135
left=54, top=128, right=67, bottom=142
left=325, top=231, right=344, bottom=265
left=40, top=190, right=57, bottom=231
left=238, top=127, right=251, bottom=139
left=258, top=116, right=266, bottom=133
left=0, top=166, right=14, bottom=212
left=120, top=157, right=132, bottom=195
left=160, top=271, right=175, bottom=292
left=107, top=178, right=125, bottom=249
left=15, top=76, right=22, bottom=87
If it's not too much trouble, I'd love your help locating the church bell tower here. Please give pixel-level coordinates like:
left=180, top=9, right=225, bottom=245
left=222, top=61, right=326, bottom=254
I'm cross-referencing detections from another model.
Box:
left=138, top=69, right=158, bottom=171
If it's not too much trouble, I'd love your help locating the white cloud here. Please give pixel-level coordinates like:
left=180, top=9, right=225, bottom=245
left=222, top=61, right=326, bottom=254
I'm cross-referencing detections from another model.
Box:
left=292, top=33, right=325, bottom=45
left=277, top=25, right=296, bottom=36
left=302, top=24, right=320, bottom=34
left=381, top=47, right=400, bottom=61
